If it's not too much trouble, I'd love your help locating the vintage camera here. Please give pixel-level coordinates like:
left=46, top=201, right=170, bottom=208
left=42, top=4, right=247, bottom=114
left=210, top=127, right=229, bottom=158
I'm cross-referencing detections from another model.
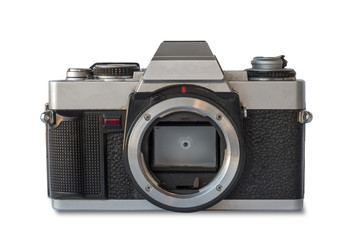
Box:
left=41, top=41, right=312, bottom=212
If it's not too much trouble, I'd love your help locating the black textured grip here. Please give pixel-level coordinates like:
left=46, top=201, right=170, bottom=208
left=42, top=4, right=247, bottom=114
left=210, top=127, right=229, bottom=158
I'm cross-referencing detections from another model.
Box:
left=226, top=110, right=304, bottom=199
left=48, top=114, right=104, bottom=198
left=49, top=121, right=83, bottom=194
left=106, top=133, right=143, bottom=199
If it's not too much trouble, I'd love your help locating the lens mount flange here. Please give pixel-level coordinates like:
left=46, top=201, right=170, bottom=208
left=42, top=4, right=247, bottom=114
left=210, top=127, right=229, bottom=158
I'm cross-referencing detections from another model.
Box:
left=126, top=97, right=241, bottom=211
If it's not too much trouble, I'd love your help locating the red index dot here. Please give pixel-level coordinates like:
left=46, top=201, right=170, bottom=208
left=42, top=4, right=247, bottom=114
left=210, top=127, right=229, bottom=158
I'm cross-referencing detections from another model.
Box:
left=181, top=86, right=186, bottom=93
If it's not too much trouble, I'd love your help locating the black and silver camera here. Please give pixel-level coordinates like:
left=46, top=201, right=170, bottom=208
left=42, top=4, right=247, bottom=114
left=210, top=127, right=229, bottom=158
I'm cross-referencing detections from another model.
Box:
left=41, top=41, right=312, bottom=212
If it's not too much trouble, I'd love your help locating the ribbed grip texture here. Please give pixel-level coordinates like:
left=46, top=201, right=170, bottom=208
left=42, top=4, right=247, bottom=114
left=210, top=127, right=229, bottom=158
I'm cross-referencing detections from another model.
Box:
left=226, top=110, right=304, bottom=199
left=247, top=70, right=296, bottom=79
left=106, top=133, right=143, bottom=199
left=48, top=114, right=103, bottom=197
left=93, top=67, right=133, bottom=77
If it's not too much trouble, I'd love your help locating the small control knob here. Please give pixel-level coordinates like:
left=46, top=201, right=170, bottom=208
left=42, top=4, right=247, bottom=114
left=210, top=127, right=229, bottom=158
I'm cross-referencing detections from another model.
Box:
left=246, top=55, right=296, bottom=81
left=66, top=68, right=91, bottom=80
left=92, top=62, right=140, bottom=79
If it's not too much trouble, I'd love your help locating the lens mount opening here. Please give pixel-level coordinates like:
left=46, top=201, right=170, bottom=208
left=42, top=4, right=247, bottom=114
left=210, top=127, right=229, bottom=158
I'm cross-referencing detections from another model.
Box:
left=140, top=111, right=227, bottom=195
left=127, top=97, right=241, bottom=210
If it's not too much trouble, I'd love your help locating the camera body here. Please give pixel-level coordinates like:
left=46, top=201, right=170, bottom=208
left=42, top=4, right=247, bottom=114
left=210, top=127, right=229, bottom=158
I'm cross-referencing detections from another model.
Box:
left=42, top=41, right=312, bottom=212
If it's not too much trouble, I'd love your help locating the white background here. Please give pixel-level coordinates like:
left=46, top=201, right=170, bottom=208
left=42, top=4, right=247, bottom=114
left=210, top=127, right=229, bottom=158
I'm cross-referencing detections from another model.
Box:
left=1, top=0, right=359, bottom=239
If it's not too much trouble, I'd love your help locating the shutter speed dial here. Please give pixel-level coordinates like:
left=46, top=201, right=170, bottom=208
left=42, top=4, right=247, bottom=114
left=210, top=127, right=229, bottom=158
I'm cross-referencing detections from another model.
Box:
left=91, top=62, right=140, bottom=79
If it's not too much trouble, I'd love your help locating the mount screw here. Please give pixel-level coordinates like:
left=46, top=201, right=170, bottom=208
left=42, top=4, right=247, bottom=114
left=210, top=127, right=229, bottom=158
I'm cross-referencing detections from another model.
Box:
left=144, top=114, right=151, bottom=121
left=145, top=185, right=152, bottom=191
